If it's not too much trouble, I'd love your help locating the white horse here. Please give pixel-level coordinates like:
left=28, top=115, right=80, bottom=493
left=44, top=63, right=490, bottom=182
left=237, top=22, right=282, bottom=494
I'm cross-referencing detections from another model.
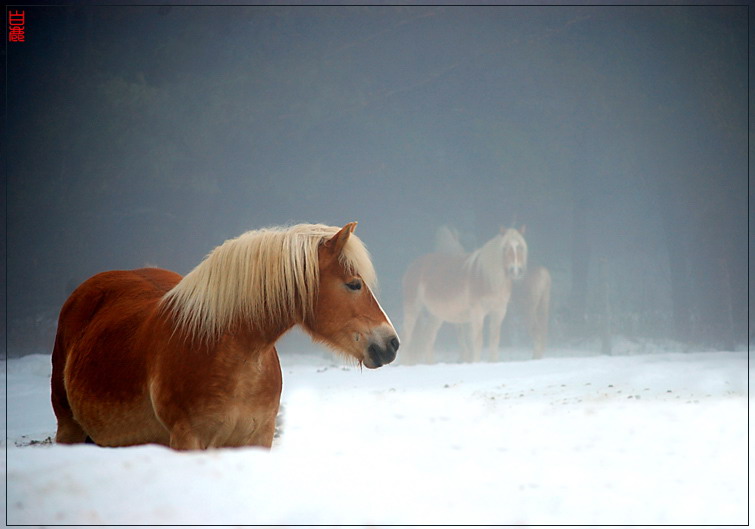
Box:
left=402, top=226, right=528, bottom=363
left=511, top=264, right=551, bottom=359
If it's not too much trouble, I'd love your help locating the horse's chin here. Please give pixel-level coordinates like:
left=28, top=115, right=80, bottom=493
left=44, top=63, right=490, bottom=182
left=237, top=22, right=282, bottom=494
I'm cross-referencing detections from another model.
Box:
left=510, top=269, right=527, bottom=281
left=306, top=335, right=380, bottom=369
left=361, top=358, right=382, bottom=369
left=304, top=327, right=398, bottom=369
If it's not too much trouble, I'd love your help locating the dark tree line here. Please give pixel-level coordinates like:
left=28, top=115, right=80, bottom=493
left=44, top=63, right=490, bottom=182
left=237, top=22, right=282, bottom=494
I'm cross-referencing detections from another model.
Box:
left=6, top=6, right=748, bottom=356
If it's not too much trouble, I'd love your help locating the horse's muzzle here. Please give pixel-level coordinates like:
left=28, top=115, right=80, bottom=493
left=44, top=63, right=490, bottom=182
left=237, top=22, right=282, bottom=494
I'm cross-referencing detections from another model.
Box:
left=365, top=335, right=400, bottom=368
left=508, top=266, right=526, bottom=280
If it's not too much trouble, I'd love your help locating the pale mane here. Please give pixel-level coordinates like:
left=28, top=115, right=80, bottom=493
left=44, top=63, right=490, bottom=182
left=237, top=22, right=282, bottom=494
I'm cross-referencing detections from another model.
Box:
left=161, top=224, right=376, bottom=342
left=464, top=228, right=527, bottom=286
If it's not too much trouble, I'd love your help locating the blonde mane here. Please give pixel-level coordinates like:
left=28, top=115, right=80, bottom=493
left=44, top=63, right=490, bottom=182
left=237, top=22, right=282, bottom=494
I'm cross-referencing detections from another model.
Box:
left=161, top=224, right=376, bottom=342
left=464, top=228, right=527, bottom=287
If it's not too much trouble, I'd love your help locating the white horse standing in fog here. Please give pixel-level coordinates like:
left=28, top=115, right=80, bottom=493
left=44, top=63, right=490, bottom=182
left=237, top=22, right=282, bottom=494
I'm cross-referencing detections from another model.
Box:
left=402, top=227, right=528, bottom=363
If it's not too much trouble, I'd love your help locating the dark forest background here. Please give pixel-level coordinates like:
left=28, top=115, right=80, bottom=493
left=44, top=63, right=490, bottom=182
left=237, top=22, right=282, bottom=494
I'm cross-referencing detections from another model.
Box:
left=5, top=5, right=749, bottom=357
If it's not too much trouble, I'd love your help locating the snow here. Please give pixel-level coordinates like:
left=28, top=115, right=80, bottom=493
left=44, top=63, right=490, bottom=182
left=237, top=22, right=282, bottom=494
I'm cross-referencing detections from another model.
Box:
left=4, top=345, right=750, bottom=525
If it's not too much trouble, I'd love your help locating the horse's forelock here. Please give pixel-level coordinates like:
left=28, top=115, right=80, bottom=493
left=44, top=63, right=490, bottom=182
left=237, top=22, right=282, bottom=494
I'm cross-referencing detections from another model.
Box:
left=339, top=233, right=377, bottom=290
left=501, top=227, right=527, bottom=251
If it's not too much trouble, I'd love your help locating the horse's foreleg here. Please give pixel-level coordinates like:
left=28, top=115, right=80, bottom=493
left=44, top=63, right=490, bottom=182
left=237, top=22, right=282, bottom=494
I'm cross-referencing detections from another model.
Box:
left=469, top=313, right=484, bottom=363
left=169, top=422, right=204, bottom=450
left=424, top=315, right=443, bottom=364
left=402, top=267, right=424, bottom=364
left=529, top=305, right=543, bottom=359
left=456, top=323, right=472, bottom=363
left=528, top=267, right=551, bottom=360
left=488, top=309, right=507, bottom=362
left=530, top=294, right=550, bottom=360
left=403, top=301, right=419, bottom=350
left=247, top=416, right=277, bottom=449
left=402, top=300, right=422, bottom=365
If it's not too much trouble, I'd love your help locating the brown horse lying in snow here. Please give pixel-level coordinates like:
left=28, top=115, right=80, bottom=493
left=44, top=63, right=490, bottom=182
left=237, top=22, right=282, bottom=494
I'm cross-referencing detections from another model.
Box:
left=51, top=223, right=399, bottom=450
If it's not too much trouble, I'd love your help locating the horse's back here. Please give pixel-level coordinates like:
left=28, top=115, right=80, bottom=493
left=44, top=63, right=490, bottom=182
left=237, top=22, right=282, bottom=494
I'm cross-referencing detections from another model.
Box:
left=404, top=253, right=469, bottom=293
left=52, top=268, right=182, bottom=445
left=55, top=268, right=182, bottom=361
left=57, top=268, right=179, bottom=336
left=403, top=253, right=474, bottom=322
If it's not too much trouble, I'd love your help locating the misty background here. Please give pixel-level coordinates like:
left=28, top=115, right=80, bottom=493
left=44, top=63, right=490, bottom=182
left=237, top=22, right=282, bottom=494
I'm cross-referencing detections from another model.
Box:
left=5, top=5, right=749, bottom=358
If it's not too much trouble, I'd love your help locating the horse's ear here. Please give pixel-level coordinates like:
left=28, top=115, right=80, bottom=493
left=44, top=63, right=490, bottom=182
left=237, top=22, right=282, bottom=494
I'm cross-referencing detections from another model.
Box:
left=500, top=225, right=506, bottom=234
left=324, top=222, right=357, bottom=255
left=520, top=224, right=526, bottom=235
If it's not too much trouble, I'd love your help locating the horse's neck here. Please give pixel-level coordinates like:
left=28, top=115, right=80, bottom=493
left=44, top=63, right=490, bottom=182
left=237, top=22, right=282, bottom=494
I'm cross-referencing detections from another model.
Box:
left=468, top=266, right=510, bottom=303
left=204, top=318, right=296, bottom=360
left=466, top=239, right=507, bottom=288
left=248, top=319, right=298, bottom=348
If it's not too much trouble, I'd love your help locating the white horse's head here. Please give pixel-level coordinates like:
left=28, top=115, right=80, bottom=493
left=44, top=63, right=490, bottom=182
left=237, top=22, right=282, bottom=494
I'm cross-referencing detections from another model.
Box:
left=500, top=226, right=528, bottom=280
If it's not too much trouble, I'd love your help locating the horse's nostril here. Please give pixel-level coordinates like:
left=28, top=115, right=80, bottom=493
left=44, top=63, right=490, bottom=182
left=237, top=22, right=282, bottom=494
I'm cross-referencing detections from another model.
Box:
left=367, top=343, right=381, bottom=363
left=367, top=344, right=383, bottom=367
left=367, top=338, right=398, bottom=368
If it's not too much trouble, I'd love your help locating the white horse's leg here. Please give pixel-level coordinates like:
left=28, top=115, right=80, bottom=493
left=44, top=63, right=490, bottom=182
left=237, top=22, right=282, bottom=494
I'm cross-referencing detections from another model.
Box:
left=402, top=303, right=421, bottom=365
left=469, top=311, right=485, bottom=363
left=402, top=271, right=424, bottom=365
left=423, top=315, right=443, bottom=364
left=488, top=308, right=507, bottom=362
left=456, top=323, right=472, bottom=363
left=530, top=286, right=550, bottom=360
left=527, top=267, right=551, bottom=360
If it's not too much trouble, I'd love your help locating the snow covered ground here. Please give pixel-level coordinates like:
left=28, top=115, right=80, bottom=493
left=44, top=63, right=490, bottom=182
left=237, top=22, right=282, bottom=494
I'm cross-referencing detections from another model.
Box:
left=4, top=343, right=750, bottom=525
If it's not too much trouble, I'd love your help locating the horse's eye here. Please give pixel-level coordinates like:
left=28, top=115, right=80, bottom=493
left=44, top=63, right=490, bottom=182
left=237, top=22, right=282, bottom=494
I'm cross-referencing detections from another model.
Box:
left=346, top=279, right=362, bottom=291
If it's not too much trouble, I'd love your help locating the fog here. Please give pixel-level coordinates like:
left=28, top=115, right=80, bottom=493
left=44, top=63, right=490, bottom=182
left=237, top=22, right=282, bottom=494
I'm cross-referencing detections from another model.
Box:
left=5, top=5, right=749, bottom=357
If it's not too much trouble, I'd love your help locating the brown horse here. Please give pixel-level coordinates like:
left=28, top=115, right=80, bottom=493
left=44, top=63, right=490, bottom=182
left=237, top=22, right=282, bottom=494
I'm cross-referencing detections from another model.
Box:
left=402, top=226, right=527, bottom=364
left=51, top=223, right=399, bottom=450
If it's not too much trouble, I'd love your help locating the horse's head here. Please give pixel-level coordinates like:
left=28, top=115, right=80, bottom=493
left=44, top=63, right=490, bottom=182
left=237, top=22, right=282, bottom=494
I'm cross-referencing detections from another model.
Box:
left=304, top=222, right=399, bottom=369
left=501, top=225, right=528, bottom=280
